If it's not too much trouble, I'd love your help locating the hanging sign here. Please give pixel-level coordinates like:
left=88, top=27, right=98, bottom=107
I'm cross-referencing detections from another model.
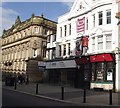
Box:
left=77, top=17, right=85, bottom=33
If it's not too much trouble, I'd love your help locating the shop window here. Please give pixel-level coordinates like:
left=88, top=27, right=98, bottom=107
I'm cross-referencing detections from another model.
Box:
left=92, top=63, right=96, bottom=81
left=106, top=62, right=114, bottom=81
left=96, top=63, right=104, bottom=81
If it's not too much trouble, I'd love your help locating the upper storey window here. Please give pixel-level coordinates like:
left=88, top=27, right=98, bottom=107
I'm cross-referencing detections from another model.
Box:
left=64, top=25, right=67, bottom=36
left=106, top=10, right=111, bottom=24
left=98, top=11, right=103, bottom=25
left=34, top=27, right=39, bottom=33
left=93, top=14, right=95, bottom=27
left=69, top=24, right=71, bottom=35
left=60, top=27, right=62, bottom=37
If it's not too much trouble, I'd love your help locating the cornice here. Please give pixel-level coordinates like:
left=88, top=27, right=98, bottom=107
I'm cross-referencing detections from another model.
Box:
left=2, top=16, right=57, bottom=38
left=2, top=35, right=47, bottom=48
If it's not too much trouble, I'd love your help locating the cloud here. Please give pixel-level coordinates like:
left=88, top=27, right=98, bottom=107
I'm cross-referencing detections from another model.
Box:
left=0, top=7, right=19, bottom=36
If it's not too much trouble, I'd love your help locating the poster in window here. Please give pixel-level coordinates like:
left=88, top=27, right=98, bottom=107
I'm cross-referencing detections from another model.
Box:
left=107, top=69, right=113, bottom=81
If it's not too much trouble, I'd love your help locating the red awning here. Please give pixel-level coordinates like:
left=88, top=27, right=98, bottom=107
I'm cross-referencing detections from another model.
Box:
left=90, top=54, right=113, bottom=62
left=76, top=57, right=89, bottom=65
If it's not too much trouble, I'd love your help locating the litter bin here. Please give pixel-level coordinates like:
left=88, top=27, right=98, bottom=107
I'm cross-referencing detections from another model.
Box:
left=5, top=77, right=15, bottom=86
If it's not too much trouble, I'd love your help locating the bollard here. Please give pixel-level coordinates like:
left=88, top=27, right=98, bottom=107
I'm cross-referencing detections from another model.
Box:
left=83, top=89, right=86, bottom=103
left=14, top=79, right=17, bottom=90
left=36, top=83, right=39, bottom=94
left=109, top=90, right=112, bottom=105
left=61, top=86, right=64, bottom=100
left=14, top=77, right=17, bottom=90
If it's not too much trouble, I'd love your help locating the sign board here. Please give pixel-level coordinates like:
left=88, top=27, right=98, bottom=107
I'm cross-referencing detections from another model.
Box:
left=46, top=60, right=76, bottom=69
left=38, top=61, right=46, bottom=67
left=38, top=61, right=46, bottom=70
left=77, top=17, right=85, bottom=33
left=107, top=69, right=113, bottom=81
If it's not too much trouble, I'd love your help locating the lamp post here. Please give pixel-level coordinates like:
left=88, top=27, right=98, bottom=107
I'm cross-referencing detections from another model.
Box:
left=113, top=47, right=120, bottom=92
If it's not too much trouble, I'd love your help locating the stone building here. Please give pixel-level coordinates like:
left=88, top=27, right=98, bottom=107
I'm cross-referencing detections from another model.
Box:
left=1, top=14, right=57, bottom=82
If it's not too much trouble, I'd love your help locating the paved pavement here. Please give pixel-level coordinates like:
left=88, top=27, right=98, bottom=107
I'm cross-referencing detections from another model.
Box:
left=2, top=82, right=120, bottom=107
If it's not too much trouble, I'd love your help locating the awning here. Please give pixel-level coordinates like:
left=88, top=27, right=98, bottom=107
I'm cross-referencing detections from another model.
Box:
left=90, top=54, right=113, bottom=62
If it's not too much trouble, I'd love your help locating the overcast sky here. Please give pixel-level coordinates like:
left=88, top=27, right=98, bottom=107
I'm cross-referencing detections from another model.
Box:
left=0, top=0, right=74, bottom=36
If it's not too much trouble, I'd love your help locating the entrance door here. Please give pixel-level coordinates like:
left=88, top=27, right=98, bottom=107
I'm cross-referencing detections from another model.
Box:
left=74, top=65, right=84, bottom=88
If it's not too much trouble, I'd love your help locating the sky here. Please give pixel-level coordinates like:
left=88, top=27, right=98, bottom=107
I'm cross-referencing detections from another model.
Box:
left=0, top=0, right=74, bottom=36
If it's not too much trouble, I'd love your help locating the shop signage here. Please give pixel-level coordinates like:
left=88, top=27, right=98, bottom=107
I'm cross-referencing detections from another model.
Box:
left=46, top=60, right=76, bottom=69
left=82, top=36, right=88, bottom=47
left=107, top=69, right=113, bottom=81
left=38, top=61, right=46, bottom=69
left=77, top=17, right=85, bottom=33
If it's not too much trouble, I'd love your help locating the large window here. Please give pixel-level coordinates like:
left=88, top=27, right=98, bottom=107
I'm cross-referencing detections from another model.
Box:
left=47, top=36, right=50, bottom=43
left=52, top=34, right=56, bottom=42
left=92, top=37, right=95, bottom=51
left=60, top=27, right=62, bottom=37
left=59, top=45, right=61, bottom=56
left=93, top=14, right=95, bottom=27
left=64, top=25, right=67, bottom=36
left=106, top=34, right=112, bottom=50
left=92, top=62, right=114, bottom=82
left=52, top=49, right=56, bottom=59
left=33, top=49, right=37, bottom=57
left=106, top=62, right=114, bottom=81
left=98, top=11, right=103, bottom=25
left=96, top=63, right=104, bottom=81
left=34, top=27, right=39, bottom=33
left=69, top=24, right=71, bottom=35
left=68, top=43, right=71, bottom=55
left=63, top=44, right=66, bottom=56
left=98, top=35, right=103, bottom=50
left=86, top=18, right=88, bottom=30
left=106, top=10, right=111, bottom=24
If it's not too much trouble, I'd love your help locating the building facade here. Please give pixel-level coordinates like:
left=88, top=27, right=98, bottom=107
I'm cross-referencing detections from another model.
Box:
left=1, top=14, right=57, bottom=82
left=46, top=0, right=120, bottom=92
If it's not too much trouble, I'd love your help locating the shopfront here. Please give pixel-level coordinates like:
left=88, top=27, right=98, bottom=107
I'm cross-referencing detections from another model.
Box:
left=90, top=53, right=115, bottom=90
left=75, top=56, right=91, bottom=89
left=45, top=59, right=77, bottom=86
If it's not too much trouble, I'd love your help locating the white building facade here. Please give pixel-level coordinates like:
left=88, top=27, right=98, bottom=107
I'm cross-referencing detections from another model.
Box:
left=46, top=0, right=120, bottom=92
